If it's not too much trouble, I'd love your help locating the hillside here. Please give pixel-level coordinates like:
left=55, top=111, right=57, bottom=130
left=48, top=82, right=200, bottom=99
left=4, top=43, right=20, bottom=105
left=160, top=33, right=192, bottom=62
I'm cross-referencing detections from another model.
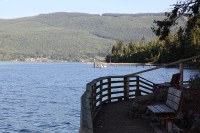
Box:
left=0, top=12, right=165, bottom=61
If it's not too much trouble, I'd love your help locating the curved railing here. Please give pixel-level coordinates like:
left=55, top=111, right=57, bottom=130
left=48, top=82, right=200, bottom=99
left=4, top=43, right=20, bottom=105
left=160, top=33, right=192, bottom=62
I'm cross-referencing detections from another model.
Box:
left=80, top=75, right=155, bottom=133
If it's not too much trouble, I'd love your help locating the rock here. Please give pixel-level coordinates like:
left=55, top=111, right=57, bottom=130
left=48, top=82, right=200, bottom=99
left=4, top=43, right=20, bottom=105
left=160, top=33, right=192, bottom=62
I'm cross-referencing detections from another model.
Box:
left=183, top=109, right=194, bottom=129
left=138, top=104, right=147, bottom=114
left=129, top=100, right=148, bottom=119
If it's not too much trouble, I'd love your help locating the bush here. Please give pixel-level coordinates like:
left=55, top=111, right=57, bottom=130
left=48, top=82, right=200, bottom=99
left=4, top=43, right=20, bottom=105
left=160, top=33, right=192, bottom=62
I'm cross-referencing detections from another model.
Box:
left=189, top=73, right=200, bottom=89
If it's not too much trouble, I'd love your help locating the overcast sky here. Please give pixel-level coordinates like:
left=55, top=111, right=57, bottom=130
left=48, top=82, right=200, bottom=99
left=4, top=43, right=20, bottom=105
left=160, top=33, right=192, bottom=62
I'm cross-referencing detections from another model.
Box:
left=0, top=0, right=179, bottom=19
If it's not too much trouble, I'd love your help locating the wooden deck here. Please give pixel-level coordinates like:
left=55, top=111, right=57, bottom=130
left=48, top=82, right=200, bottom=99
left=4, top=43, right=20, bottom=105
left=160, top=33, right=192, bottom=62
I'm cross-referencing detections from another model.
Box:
left=94, top=100, right=156, bottom=133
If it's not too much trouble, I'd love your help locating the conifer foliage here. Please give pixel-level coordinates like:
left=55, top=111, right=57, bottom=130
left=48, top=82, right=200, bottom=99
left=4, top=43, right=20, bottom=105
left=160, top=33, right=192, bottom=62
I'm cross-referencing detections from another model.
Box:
left=106, top=0, right=200, bottom=64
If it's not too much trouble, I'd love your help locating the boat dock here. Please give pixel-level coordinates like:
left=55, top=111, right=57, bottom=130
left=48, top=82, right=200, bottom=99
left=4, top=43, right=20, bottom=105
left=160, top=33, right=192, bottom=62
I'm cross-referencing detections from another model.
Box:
left=88, top=62, right=160, bottom=67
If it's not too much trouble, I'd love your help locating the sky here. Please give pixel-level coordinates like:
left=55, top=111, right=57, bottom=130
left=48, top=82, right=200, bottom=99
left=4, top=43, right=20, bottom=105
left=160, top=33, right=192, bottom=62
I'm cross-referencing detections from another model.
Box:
left=0, top=0, right=179, bottom=19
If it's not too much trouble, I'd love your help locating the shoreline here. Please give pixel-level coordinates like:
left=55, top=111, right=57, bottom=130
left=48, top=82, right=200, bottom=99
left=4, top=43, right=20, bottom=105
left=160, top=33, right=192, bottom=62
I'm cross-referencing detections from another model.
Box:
left=86, top=62, right=200, bottom=69
left=0, top=60, right=199, bottom=69
left=86, top=62, right=160, bottom=66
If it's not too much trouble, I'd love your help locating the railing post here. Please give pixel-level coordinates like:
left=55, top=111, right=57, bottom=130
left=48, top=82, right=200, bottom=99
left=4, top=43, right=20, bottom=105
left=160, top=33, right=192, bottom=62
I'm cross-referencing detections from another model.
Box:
left=108, top=78, right=111, bottom=103
left=92, top=84, right=97, bottom=112
left=179, top=62, right=183, bottom=89
left=124, top=76, right=129, bottom=100
left=100, top=80, right=103, bottom=104
left=135, top=76, right=141, bottom=97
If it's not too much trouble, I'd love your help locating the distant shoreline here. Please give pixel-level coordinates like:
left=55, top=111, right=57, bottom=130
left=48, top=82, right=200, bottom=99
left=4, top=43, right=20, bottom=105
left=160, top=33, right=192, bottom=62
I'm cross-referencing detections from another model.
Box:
left=86, top=62, right=200, bottom=69
left=86, top=62, right=160, bottom=66
left=0, top=60, right=199, bottom=69
left=6, top=58, right=68, bottom=63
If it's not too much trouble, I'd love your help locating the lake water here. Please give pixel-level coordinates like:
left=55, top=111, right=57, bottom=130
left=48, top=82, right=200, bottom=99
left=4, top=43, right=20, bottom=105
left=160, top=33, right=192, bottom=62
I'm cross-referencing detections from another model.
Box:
left=0, top=62, right=198, bottom=133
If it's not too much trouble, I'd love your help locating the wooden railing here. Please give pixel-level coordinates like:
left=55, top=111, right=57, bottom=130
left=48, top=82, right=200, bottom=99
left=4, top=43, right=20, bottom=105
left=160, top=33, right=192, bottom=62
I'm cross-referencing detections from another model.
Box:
left=126, top=55, right=200, bottom=88
left=80, top=75, right=155, bottom=133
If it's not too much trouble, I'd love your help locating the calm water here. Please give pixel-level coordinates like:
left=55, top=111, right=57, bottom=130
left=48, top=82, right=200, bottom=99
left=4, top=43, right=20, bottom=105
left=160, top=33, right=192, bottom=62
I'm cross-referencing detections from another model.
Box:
left=0, top=62, right=198, bottom=133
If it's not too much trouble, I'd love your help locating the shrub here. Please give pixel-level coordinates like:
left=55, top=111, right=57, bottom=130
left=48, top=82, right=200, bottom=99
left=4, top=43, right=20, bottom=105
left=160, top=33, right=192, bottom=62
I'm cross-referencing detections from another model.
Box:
left=189, top=73, right=200, bottom=89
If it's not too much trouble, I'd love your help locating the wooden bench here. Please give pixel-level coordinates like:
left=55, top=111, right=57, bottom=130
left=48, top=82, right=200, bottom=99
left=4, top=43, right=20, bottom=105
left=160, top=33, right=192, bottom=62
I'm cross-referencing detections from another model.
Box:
left=147, top=87, right=182, bottom=132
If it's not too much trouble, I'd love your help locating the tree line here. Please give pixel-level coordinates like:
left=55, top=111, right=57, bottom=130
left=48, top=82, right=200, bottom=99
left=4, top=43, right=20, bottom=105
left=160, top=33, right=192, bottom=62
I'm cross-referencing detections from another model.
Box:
left=106, top=25, right=200, bottom=64
left=106, top=0, right=200, bottom=64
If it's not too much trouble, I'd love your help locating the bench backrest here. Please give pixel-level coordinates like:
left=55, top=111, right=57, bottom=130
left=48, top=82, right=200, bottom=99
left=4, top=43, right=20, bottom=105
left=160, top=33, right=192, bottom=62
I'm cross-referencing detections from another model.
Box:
left=170, top=73, right=180, bottom=87
left=166, top=87, right=182, bottom=111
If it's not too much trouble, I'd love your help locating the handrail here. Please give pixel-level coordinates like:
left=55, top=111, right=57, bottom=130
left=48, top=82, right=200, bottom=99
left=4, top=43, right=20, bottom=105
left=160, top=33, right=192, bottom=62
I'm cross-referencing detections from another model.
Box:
left=91, top=75, right=155, bottom=114
left=126, top=55, right=200, bottom=76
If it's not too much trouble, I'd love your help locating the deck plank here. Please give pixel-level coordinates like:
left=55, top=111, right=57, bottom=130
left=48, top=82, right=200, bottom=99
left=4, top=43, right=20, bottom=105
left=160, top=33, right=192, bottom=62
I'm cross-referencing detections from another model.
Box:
left=94, top=100, right=155, bottom=133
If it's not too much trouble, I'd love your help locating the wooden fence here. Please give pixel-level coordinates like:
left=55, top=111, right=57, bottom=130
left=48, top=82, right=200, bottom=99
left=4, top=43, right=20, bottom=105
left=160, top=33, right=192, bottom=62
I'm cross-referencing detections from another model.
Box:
left=80, top=75, right=155, bottom=133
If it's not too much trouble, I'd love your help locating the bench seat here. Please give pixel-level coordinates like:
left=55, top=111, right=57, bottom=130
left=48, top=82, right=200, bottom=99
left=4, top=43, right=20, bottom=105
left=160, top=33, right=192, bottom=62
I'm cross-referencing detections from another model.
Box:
left=147, top=104, right=175, bottom=114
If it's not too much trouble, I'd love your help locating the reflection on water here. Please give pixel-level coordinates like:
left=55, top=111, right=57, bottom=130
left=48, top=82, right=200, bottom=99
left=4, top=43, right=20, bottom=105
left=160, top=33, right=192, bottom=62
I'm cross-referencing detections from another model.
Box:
left=0, top=62, right=198, bottom=133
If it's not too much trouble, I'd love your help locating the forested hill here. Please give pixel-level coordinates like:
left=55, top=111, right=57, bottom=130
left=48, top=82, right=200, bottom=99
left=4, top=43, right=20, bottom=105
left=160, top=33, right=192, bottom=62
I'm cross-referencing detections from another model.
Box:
left=0, top=12, right=165, bottom=61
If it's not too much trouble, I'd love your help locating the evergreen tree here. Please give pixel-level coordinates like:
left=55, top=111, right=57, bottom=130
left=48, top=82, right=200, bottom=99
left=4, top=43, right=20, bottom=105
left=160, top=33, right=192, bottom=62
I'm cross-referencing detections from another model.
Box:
left=152, top=0, right=200, bottom=40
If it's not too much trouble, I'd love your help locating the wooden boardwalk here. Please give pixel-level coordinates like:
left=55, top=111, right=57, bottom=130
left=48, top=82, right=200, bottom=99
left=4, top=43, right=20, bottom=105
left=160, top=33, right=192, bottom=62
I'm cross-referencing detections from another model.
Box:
left=94, top=100, right=156, bottom=133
